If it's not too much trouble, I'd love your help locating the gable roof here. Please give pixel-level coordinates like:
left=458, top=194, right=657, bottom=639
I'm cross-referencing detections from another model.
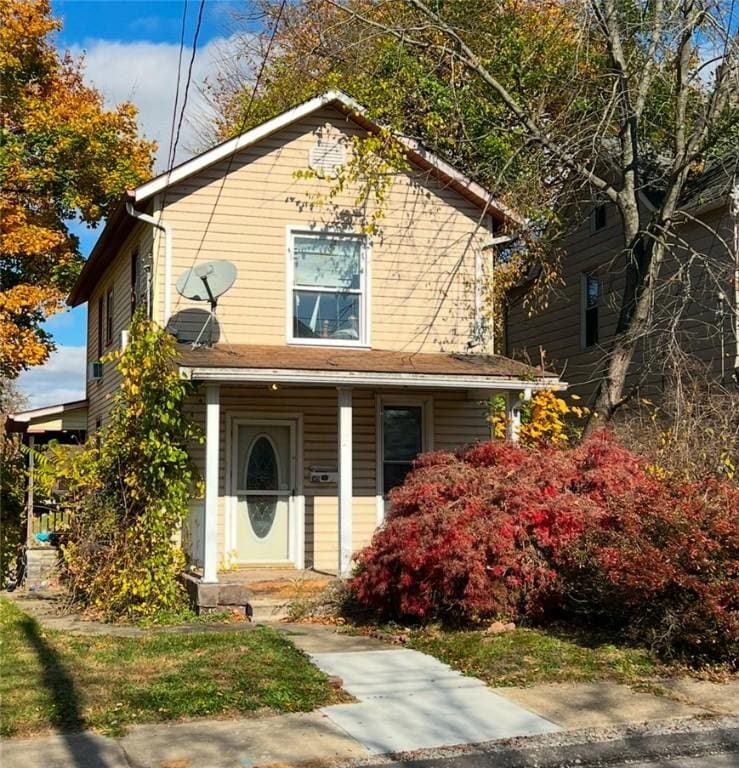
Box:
left=69, top=91, right=520, bottom=307
left=132, top=90, right=519, bottom=220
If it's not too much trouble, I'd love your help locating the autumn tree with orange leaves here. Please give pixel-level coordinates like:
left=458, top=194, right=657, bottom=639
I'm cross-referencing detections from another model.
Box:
left=0, top=0, right=154, bottom=387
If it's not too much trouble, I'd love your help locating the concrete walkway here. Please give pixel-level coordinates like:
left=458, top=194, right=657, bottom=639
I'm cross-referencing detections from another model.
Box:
left=278, top=624, right=560, bottom=754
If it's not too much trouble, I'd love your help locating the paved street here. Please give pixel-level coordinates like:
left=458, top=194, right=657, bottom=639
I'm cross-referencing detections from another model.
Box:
left=380, top=751, right=739, bottom=767
left=630, top=754, right=738, bottom=767
left=360, top=724, right=739, bottom=768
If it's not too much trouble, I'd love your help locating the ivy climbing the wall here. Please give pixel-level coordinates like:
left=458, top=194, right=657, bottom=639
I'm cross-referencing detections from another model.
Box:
left=54, top=311, right=203, bottom=619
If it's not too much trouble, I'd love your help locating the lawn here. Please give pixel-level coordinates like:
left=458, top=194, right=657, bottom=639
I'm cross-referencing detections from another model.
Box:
left=406, top=625, right=665, bottom=688
left=0, top=598, right=345, bottom=738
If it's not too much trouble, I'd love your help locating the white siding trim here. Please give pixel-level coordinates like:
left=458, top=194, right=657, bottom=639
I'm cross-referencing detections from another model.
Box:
left=183, top=366, right=566, bottom=391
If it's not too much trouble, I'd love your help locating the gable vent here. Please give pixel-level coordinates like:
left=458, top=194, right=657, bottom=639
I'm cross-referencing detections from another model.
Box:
left=309, top=137, right=346, bottom=177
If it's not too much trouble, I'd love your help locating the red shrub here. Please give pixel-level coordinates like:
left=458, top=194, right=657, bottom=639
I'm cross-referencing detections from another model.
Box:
left=561, top=475, right=739, bottom=662
left=350, top=431, right=738, bottom=663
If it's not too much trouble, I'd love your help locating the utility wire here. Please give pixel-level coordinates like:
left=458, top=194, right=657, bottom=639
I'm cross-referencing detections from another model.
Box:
left=166, top=0, right=190, bottom=172
left=154, top=0, right=204, bottom=230
left=172, top=0, right=288, bottom=316
left=169, top=0, right=207, bottom=170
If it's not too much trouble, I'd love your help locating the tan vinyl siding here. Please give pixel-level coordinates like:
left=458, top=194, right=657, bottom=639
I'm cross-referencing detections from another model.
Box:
left=85, top=223, right=153, bottom=431
left=184, top=385, right=492, bottom=571
left=156, top=107, right=492, bottom=354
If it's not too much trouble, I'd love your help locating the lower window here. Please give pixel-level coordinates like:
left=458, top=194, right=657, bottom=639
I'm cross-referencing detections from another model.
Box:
left=382, top=405, right=423, bottom=495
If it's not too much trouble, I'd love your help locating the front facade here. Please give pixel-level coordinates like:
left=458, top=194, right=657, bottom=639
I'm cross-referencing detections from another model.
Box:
left=69, top=91, right=561, bottom=582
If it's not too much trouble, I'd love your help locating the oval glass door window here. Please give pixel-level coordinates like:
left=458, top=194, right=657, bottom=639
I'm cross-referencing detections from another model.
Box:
left=247, top=496, right=277, bottom=539
left=245, top=435, right=280, bottom=539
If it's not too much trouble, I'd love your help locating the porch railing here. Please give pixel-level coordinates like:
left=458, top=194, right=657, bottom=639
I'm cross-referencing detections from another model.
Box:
left=28, top=502, right=70, bottom=547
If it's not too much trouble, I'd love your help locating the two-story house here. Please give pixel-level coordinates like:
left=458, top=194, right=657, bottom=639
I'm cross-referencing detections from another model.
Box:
left=506, top=155, right=738, bottom=404
left=66, top=91, right=562, bottom=600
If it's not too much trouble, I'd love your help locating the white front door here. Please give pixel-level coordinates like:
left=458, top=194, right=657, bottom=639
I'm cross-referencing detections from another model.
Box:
left=233, top=421, right=294, bottom=563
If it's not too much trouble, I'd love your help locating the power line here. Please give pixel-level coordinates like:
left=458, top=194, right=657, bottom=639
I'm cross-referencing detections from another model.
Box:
left=166, top=0, right=190, bottom=172
left=172, top=0, right=288, bottom=315
left=169, top=0, right=206, bottom=169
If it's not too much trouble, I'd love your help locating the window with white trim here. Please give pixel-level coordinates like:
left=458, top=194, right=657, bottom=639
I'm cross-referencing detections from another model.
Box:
left=290, top=231, right=366, bottom=344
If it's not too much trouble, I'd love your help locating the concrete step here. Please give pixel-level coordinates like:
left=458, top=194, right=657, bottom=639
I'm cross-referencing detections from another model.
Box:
left=249, top=598, right=290, bottom=623
left=24, top=548, right=60, bottom=586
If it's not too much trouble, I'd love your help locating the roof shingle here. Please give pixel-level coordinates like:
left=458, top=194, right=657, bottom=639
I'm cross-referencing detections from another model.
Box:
left=177, top=344, right=559, bottom=381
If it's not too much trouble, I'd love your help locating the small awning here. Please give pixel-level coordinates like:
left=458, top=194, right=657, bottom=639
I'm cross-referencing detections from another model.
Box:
left=6, top=399, right=88, bottom=435
left=178, top=345, right=564, bottom=391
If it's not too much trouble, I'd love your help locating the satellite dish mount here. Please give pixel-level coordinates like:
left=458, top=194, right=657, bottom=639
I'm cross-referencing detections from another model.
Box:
left=175, top=260, right=237, bottom=348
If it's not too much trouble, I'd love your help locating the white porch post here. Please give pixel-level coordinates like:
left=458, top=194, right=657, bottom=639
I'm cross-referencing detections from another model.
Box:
left=337, top=387, right=353, bottom=577
left=203, top=383, right=220, bottom=583
left=506, top=388, right=532, bottom=443
left=26, top=435, right=35, bottom=545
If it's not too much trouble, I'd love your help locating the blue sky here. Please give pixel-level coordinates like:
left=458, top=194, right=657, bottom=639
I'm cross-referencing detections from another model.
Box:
left=18, top=0, right=255, bottom=406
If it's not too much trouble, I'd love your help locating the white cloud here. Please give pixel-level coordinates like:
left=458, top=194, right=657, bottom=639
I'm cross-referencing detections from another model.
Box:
left=16, top=346, right=87, bottom=409
left=72, top=34, right=246, bottom=170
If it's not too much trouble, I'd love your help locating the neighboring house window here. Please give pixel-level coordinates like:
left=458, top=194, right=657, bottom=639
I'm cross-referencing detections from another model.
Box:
left=381, top=405, right=423, bottom=495
left=97, top=297, right=104, bottom=359
left=130, top=249, right=138, bottom=317
left=105, top=287, right=114, bottom=345
left=581, top=274, right=600, bottom=348
left=290, top=231, right=366, bottom=345
left=591, top=203, right=607, bottom=232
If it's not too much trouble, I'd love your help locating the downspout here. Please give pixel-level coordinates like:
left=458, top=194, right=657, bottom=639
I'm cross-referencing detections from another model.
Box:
left=125, top=196, right=173, bottom=328
left=731, top=183, right=739, bottom=379
left=480, top=235, right=515, bottom=354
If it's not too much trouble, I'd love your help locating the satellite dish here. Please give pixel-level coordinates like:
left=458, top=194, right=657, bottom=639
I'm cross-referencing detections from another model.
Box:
left=175, top=260, right=237, bottom=348
left=176, top=260, right=236, bottom=302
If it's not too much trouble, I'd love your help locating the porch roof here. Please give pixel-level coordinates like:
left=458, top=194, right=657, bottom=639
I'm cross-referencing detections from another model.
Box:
left=5, top=399, right=88, bottom=435
left=178, top=344, right=564, bottom=391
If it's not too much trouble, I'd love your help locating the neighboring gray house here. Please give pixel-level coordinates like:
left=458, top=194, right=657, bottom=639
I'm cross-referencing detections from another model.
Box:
left=505, top=156, right=739, bottom=405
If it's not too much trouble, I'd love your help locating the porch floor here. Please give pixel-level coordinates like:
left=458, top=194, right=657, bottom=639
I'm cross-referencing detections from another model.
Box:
left=217, top=568, right=335, bottom=600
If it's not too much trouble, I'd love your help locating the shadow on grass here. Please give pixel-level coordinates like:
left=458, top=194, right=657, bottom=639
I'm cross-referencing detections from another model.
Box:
left=19, top=616, right=115, bottom=767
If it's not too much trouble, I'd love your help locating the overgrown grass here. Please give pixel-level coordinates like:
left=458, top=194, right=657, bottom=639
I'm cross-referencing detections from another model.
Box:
left=0, top=598, right=345, bottom=738
left=406, top=625, right=665, bottom=687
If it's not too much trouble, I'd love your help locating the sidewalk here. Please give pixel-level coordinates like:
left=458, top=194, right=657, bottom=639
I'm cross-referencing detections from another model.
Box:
left=2, top=621, right=737, bottom=768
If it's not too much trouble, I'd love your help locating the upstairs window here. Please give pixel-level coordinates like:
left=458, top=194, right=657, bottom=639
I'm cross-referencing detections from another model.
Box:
left=581, top=273, right=600, bottom=348
left=105, top=287, right=114, bottom=346
left=591, top=203, right=607, bottom=232
left=97, top=297, right=104, bottom=359
left=290, top=231, right=367, bottom=345
left=130, top=249, right=138, bottom=317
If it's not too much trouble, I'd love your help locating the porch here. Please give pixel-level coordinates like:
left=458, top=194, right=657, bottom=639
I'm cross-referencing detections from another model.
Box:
left=181, top=566, right=334, bottom=619
left=178, top=344, right=564, bottom=603
left=5, top=400, right=88, bottom=585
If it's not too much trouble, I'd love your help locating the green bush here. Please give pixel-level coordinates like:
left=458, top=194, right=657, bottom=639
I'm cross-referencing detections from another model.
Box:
left=0, top=430, right=25, bottom=586
left=57, top=311, right=203, bottom=619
